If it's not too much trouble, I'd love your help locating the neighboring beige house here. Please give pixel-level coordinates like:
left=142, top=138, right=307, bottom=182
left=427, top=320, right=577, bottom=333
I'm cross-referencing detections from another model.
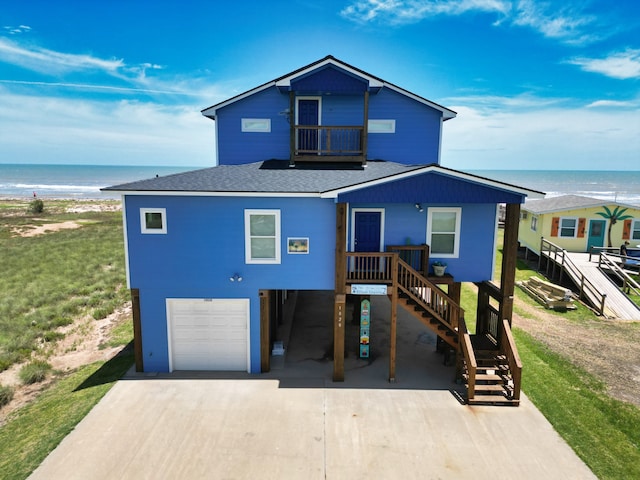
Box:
left=519, top=195, right=640, bottom=254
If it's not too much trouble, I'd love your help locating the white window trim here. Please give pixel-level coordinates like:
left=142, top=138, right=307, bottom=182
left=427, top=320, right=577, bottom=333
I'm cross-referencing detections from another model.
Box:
left=559, top=217, right=578, bottom=238
left=531, top=215, right=538, bottom=232
left=140, top=208, right=167, bottom=234
left=368, top=119, right=396, bottom=133
left=295, top=96, right=322, bottom=126
left=427, top=207, right=461, bottom=258
left=241, top=118, right=271, bottom=132
left=632, top=219, right=640, bottom=241
left=245, top=209, right=281, bottom=264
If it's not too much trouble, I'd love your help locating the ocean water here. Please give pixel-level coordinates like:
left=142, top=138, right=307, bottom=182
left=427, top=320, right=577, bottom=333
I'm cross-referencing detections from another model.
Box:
left=1, top=164, right=639, bottom=205
left=0, top=164, right=199, bottom=200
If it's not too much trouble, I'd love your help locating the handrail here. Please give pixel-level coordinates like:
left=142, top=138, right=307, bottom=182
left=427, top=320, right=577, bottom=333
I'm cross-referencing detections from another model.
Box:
left=396, top=257, right=463, bottom=334
left=599, top=252, right=640, bottom=296
left=345, top=252, right=395, bottom=283
left=540, top=238, right=607, bottom=315
left=500, top=319, right=522, bottom=402
left=294, top=125, right=364, bottom=156
left=459, top=316, right=476, bottom=401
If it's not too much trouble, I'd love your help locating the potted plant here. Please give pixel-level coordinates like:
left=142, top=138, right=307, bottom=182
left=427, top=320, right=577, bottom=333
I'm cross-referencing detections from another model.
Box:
left=432, top=261, right=447, bottom=277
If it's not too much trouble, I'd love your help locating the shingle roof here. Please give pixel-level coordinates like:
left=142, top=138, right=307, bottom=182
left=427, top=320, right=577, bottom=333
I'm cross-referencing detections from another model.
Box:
left=523, top=194, right=639, bottom=214
left=103, top=160, right=422, bottom=195
left=103, top=160, right=544, bottom=200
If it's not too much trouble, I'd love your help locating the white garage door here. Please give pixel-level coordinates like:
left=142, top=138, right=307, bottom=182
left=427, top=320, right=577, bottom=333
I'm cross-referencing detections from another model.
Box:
left=167, top=298, right=249, bottom=372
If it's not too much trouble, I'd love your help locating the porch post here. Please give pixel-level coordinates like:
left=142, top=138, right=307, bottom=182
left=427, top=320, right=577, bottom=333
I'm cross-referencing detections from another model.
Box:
left=500, top=203, right=521, bottom=326
left=131, top=288, right=143, bottom=372
left=389, top=256, right=398, bottom=382
left=361, top=91, right=369, bottom=162
left=289, top=91, right=295, bottom=165
left=259, top=290, right=270, bottom=373
left=333, top=202, right=347, bottom=381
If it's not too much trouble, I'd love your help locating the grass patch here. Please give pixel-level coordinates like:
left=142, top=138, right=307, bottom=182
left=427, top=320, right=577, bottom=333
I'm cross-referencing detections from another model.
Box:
left=0, top=384, right=14, bottom=408
left=0, top=202, right=127, bottom=372
left=0, top=349, right=133, bottom=480
left=18, top=361, right=52, bottom=385
left=515, top=329, right=640, bottom=479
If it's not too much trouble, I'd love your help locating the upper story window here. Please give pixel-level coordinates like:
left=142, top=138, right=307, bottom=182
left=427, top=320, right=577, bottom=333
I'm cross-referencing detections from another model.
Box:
left=427, top=207, right=461, bottom=257
left=560, top=217, right=577, bottom=237
left=241, top=118, right=271, bottom=132
left=368, top=119, right=396, bottom=133
left=140, top=208, right=167, bottom=234
left=245, top=209, right=281, bottom=264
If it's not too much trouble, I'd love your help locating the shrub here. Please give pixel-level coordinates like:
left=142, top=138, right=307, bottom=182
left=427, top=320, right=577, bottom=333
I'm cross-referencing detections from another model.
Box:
left=28, top=199, right=44, bottom=214
left=19, top=360, right=52, bottom=385
left=0, top=384, right=14, bottom=408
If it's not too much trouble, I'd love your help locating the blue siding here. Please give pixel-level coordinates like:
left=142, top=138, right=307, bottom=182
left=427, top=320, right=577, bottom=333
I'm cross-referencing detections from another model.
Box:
left=367, top=89, right=442, bottom=164
left=339, top=172, right=524, bottom=204
left=125, top=195, right=336, bottom=372
left=349, top=203, right=497, bottom=282
left=292, top=65, right=368, bottom=94
left=217, top=87, right=290, bottom=165
left=321, top=95, right=364, bottom=126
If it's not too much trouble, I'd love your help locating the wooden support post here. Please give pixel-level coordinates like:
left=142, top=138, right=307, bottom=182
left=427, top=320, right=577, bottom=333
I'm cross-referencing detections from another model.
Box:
left=333, top=294, right=346, bottom=382
left=500, top=203, right=520, bottom=326
left=289, top=91, right=295, bottom=164
left=389, top=256, right=398, bottom=383
left=333, top=202, right=348, bottom=382
left=130, top=288, right=143, bottom=372
left=259, top=290, right=270, bottom=373
left=362, top=91, right=369, bottom=162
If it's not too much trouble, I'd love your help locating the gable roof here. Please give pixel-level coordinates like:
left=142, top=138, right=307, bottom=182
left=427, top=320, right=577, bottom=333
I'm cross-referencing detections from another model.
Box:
left=201, top=55, right=457, bottom=121
left=523, top=194, right=640, bottom=215
left=103, top=161, right=543, bottom=201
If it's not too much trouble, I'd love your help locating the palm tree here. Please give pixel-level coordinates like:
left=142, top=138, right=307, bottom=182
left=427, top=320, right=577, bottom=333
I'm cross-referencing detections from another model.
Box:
left=596, top=206, right=633, bottom=248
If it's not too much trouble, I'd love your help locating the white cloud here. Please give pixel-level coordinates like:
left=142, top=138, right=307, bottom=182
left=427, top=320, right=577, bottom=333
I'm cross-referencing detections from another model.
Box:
left=440, top=99, right=640, bottom=170
left=340, top=0, right=604, bottom=45
left=2, top=25, right=31, bottom=35
left=340, top=0, right=511, bottom=25
left=568, top=49, right=640, bottom=80
left=0, top=37, right=124, bottom=76
left=0, top=88, right=216, bottom=166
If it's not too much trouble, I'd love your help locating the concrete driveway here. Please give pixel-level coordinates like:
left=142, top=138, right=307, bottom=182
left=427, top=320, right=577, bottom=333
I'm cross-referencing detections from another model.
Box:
left=30, top=292, right=596, bottom=479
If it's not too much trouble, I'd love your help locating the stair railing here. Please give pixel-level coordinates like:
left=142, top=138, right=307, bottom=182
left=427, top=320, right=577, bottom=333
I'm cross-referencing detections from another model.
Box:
left=458, top=315, right=476, bottom=401
left=500, top=319, right=522, bottom=402
left=396, top=257, right=462, bottom=335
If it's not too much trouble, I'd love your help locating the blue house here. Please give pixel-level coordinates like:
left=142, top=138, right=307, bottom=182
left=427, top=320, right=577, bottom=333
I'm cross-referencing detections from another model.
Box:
left=105, top=56, right=542, bottom=405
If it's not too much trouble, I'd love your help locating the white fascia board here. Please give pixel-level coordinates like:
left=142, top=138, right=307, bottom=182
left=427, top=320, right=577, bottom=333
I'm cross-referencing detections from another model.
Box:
left=320, top=165, right=545, bottom=199
left=275, top=58, right=384, bottom=88
left=108, top=190, right=322, bottom=198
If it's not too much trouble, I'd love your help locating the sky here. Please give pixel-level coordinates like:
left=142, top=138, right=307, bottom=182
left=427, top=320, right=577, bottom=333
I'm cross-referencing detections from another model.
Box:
left=0, top=0, right=639, bottom=171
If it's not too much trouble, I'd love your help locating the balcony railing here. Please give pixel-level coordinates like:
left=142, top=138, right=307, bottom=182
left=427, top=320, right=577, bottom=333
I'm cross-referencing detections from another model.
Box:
left=292, top=125, right=364, bottom=162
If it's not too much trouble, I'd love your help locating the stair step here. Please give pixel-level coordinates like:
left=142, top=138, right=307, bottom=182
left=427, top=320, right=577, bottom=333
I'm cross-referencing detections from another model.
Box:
left=474, top=384, right=509, bottom=392
left=468, top=394, right=520, bottom=406
left=464, top=373, right=504, bottom=382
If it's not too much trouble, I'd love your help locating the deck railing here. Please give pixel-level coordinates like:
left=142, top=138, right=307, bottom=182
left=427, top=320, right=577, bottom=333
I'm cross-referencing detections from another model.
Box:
left=345, top=252, right=395, bottom=283
left=539, top=237, right=607, bottom=315
left=598, top=252, right=640, bottom=296
left=293, top=125, right=364, bottom=161
left=386, top=244, right=430, bottom=276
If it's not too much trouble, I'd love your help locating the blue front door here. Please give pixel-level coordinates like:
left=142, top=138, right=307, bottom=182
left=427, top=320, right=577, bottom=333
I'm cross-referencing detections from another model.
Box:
left=587, top=219, right=606, bottom=252
left=298, top=99, right=319, bottom=152
left=354, top=211, right=381, bottom=252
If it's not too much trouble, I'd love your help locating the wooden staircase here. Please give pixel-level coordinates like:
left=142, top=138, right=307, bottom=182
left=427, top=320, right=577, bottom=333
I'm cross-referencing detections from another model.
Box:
left=394, top=258, right=521, bottom=406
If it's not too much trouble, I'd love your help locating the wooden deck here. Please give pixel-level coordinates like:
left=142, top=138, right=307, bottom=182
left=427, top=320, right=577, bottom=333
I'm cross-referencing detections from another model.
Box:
left=565, top=252, right=640, bottom=320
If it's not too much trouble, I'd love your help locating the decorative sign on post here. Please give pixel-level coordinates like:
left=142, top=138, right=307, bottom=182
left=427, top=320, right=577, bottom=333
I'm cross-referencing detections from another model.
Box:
left=359, top=299, right=370, bottom=358
left=351, top=284, right=387, bottom=295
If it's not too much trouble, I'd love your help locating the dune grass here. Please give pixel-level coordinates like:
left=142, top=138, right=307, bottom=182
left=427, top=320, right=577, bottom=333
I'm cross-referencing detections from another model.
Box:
left=0, top=201, right=128, bottom=371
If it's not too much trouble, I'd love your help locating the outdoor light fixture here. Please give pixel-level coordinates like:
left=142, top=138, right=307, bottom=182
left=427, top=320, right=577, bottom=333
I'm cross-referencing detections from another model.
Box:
left=415, top=203, right=423, bottom=212
left=229, top=273, right=243, bottom=282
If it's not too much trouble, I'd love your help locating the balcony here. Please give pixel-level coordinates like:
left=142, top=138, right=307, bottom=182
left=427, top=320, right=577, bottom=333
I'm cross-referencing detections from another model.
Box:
left=291, top=125, right=365, bottom=164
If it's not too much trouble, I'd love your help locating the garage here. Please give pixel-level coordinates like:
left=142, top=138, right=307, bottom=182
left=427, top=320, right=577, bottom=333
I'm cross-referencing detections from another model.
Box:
left=167, top=298, right=250, bottom=372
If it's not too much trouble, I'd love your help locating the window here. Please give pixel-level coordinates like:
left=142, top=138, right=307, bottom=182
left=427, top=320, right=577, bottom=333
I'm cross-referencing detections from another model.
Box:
left=245, top=210, right=281, bottom=264
left=427, top=207, right=461, bottom=257
left=560, top=217, right=577, bottom=237
left=241, top=118, right=271, bottom=132
left=633, top=220, right=640, bottom=241
left=140, top=208, right=167, bottom=234
left=531, top=216, right=538, bottom=232
left=368, top=119, right=396, bottom=133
